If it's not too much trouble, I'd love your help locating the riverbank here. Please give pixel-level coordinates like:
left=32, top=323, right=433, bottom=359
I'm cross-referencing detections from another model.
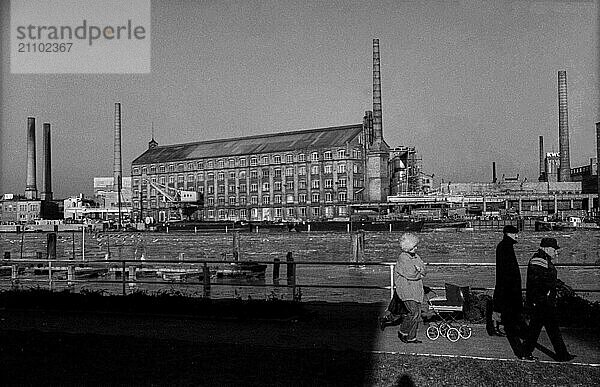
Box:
left=0, top=300, right=598, bottom=385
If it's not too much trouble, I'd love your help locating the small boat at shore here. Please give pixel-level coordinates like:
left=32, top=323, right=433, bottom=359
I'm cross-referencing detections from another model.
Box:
left=422, top=220, right=469, bottom=230
left=215, top=261, right=267, bottom=278
left=535, top=217, right=600, bottom=231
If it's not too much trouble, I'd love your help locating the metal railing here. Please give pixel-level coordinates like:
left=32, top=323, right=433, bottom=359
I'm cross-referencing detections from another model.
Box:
left=1, top=259, right=598, bottom=300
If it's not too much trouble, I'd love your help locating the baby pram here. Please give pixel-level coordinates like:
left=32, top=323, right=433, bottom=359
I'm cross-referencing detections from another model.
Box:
left=425, top=283, right=472, bottom=342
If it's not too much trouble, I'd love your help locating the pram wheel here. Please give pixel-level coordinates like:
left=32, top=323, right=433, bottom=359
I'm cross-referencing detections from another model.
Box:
left=446, top=327, right=460, bottom=342
left=438, top=322, right=449, bottom=337
left=426, top=325, right=440, bottom=340
left=459, top=325, right=472, bottom=339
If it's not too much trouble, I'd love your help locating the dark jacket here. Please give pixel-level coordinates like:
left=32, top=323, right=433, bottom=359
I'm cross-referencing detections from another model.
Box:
left=493, top=235, right=522, bottom=314
left=526, top=249, right=558, bottom=308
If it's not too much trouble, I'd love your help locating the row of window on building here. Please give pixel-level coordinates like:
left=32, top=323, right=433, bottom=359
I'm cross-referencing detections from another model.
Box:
left=202, top=205, right=348, bottom=220
left=0, top=202, right=40, bottom=222
left=133, top=164, right=362, bottom=190
left=134, top=190, right=357, bottom=209
left=132, top=149, right=363, bottom=175
left=134, top=176, right=362, bottom=194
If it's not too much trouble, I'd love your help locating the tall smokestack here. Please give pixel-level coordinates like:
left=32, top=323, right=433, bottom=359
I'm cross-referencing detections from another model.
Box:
left=558, top=70, right=571, bottom=181
left=492, top=162, right=497, bottom=183
left=25, top=117, right=38, bottom=200
left=596, top=122, right=600, bottom=203
left=372, top=39, right=383, bottom=142
left=113, top=102, right=122, bottom=192
left=41, top=123, right=52, bottom=201
left=539, top=135, right=544, bottom=177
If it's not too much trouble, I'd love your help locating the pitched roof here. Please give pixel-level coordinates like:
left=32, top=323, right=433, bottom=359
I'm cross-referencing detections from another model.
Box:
left=132, top=124, right=364, bottom=165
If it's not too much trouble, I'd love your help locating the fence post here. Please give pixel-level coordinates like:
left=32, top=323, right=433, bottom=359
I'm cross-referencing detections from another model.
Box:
left=203, top=262, right=211, bottom=298
left=48, top=260, right=53, bottom=291
left=273, top=257, right=280, bottom=282
left=67, top=265, right=75, bottom=290
left=82, top=226, right=85, bottom=261
left=129, top=265, right=136, bottom=289
left=122, top=260, right=126, bottom=296
left=11, top=264, right=18, bottom=288
left=286, top=252, right=296, bottom=300
left=389, top=263, right=395, bottom=299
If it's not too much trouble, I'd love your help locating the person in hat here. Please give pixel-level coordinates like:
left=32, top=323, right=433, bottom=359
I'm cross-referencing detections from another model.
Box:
left=520, top=237, right=575, bottom=362
left=492, top=224, right=526, bottom=358
left=395, top=233, right=426, bottom=343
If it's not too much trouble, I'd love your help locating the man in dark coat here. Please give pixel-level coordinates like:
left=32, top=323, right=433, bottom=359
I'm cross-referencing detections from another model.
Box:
left=493, top=225, right=526, bottom=358
left=521, top=238, right=575, bottom=362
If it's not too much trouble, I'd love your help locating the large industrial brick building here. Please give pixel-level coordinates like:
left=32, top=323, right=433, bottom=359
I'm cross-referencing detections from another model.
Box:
left=132, top=119, right=391, bottom=222
left=131, top=39, right=402, bottom=223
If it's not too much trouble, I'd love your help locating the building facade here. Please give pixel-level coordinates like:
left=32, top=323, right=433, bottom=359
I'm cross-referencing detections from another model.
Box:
left=131, top=122, right=391, bottom=223
left=0, top=194, right=42, bottom=224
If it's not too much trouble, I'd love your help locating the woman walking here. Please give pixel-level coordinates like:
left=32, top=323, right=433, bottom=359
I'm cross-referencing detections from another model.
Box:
left=395, top=233, right=427, bottom=343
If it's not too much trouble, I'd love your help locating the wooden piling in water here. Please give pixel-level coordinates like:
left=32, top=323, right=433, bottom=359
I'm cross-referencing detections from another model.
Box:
left=233, top=231, right=240, bottom=261
left=352, top=231, right=365, bottom=263
left=47, top=232, right=57, bottom=259
left=4, top=251, right=10, bottom=259
left=121, top=261, right=126, bottom=295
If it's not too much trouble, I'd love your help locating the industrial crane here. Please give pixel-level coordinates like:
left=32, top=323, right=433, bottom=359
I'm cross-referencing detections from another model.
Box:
left=142, top=179, right=203, bottom=221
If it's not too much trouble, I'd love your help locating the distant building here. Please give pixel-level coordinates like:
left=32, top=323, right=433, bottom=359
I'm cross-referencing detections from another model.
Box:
left=387, top=179, right=593, bottom=219
left=0, top=194, right=42, bottom=224
left=570, top=158, right=598, bottom=194
left=64, top=192, right=132, bottom=223
left=389, top=147, right=426, bottom=195
left=94, top=176, right=132, bottom=207
left=539, top=152, right=560, bottom=183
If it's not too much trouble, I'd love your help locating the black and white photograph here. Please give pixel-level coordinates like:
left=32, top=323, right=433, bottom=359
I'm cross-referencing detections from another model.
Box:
left=0, top=0, right=599, bottom=385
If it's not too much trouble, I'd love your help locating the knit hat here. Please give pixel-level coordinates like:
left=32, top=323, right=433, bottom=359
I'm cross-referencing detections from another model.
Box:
left=540, top=237, right=560, bottom=249
left=400, top=233, right=419, bottom=252
left=503, top=225, right=518, bottom=234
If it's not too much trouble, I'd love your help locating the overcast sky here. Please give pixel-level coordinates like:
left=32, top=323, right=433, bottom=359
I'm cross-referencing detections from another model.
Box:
left=1, top=0, right=598, bottom=198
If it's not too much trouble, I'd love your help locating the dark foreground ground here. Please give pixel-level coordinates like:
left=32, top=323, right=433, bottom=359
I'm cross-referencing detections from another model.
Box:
left=1, top=329, right=598, bottom=386
left=1, top=301, right=598, bottom=386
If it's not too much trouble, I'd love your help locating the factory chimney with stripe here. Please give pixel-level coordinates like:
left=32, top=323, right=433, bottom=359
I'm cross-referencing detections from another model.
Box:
left=25, top=117, right=38, bottom=200
left=113, top=103, right=123, bottom=192
left=558, top=70, right=571, bottom=182
left=538, top=135, right=544, bottom=181
left=366, top=39, right=390, bottom=202
left=113, top=103, right=123, bottom=228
